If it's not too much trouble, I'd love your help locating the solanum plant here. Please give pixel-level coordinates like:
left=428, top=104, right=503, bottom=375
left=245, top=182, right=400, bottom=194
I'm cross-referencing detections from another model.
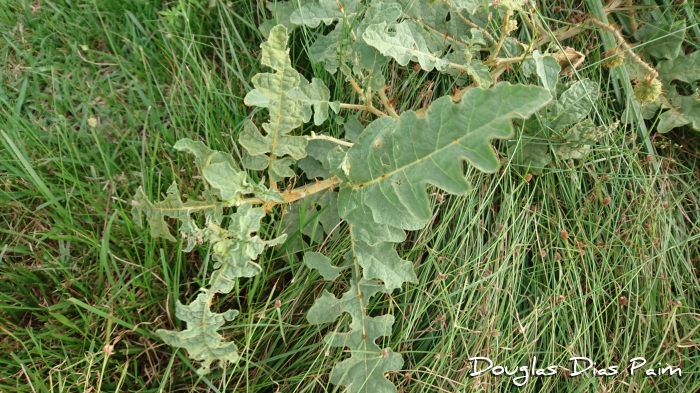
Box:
left=131, top=0, right=653, bottom=390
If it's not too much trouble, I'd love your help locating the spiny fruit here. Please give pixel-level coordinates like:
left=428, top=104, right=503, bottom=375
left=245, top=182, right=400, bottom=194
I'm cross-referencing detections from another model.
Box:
left=633, top=75, right=662, bottom=105
left=602, top=47, right=625, bottom=69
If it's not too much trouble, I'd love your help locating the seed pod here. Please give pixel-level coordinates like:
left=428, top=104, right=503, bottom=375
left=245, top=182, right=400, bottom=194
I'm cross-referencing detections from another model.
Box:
left=634, top=75, right=662, bottom=105
left=602, top=48, right=625, bottom=69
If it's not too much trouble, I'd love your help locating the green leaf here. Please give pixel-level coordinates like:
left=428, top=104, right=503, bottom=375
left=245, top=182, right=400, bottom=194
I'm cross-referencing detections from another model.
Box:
left=326, top=315, right=403, bottom=393
left=507, top=141, right=550, bottom=175
left=656, top=51, right=700, bottom=88
left=466, top=59, right=493, bottom=88
left=173, top=138, right=241, bottom=173
left=344, top=116, right=364, bottom=142
left=298, top=138, right=342, bottom=179
left=634, top=20, right=686, bottom=60
left=532, top=50, right=560, bottom=92
left=288, top=78, right=341, bottom=126
left=308, top=278, right=387, bottom=323
left=448, top=0, right=486, bottom=14
left=259, top=0, right=313, bottom=37
left=241, top=25, right=311, bottom=181
left=338, top=187, right=407, bottom=245
left=339, top=83, right=551, bottom=231
left=553, top=119, right=616, bottom=159
left=307, top=277, right=398, bottom=393
left=304, top=251, right=348, bottom=280
left=548, top=79, right=598, bottom=130
left=290, top=0, right=362, bottom=28
left=363, top=21, right=451, bottom=72
left=298, top=156, right=330, bottom=179
left=653, top=51, right=700, bottom=132
left=355, top=241, right=417, bottom=291
left=208, top=205, right=286, bottom=293
left=156, top=205, right=285, bottom=374
left=280, top=189, right=341, bottom=254
left=201, top=162, right=254, bottom=202
left=157, top=292, right=239, bottom=375
left=131, top=183, right=223, bottom=249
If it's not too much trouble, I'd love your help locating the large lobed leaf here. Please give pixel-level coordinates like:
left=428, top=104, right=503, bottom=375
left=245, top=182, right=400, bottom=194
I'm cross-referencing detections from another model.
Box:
left=241, top=25, right=338, bottom=181
left=333, top=82, right=551, bottom=238
left=132, top=183, right=223, bottom=251
left=625, top=51, right=700, bottom=133
left=133, top=142, right=286, bottom=374
left=156, top=205, right=285, bottom=374
left=307, top=274, right=400, bottom=393
left=157, top=292, right=239, bottom=375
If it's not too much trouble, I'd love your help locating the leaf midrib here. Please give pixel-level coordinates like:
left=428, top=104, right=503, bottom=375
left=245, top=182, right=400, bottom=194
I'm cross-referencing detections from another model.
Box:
left=350, top=101, right=507, bottom=190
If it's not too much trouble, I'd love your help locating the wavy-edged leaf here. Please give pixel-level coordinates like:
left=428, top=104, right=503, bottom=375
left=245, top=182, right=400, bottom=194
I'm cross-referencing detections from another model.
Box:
left=338, top=83, right=551, bottom=231
left=304, top=251, right=348, bottom=280
left=507, top=140, right=550, bottom=175
left=201, top=162, right=254, bottom=202
left=157, top=292, right=239, bottom=375
left=553, top=119, right=616, bottom=160
left=363, top=21, right=451, bottom=72
left=634, top=20, right=686, bottom=61
left=326, top=314, right=402, bottom=393
left=355, top=240, right=417, bottom=291
left=624, top=51, right=700, bottom=132
left=207, top=205, right=286, bottom=293
left=131, top=183, right=223, bottom=250
left=337, top=187, right=406, bottom=245
left=547, top=79, right=598, bottom=130
left=308, top=276, right=398, bottom=392
left=259, top=0, right=313, bottom=37
left=173, top=138, right=241, bottom=172
left=532, top=50, right=560, bottom=92
left=290, top=0, right=362, bottom=28
left=288, top=78, right=341, bottom=125
left=280, top=189, right=341, bottom=255
left=297, top=138, right=341, bottom=179
left=241, top=25, right=311, bottom=181
left=156, top=205, right=285, bottom=373
left=343, top=116, right=364, bottom=142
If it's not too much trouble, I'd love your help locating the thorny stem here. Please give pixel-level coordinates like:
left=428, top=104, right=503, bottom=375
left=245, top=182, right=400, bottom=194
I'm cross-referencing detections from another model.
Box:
left=589, top=17, right=658, bottom=79
left=242, top=176, right=342, bottom=210
left=537, top=3, right=635, bottom=45
left=339, top=102, right=386, bottom=117
left=306, top=132, right=355, bottom=147
left=377, top=88, right=399, bottom=119
left=488, top=11, right=512, bottom=64
left=342, top=69, right=387, bottom=117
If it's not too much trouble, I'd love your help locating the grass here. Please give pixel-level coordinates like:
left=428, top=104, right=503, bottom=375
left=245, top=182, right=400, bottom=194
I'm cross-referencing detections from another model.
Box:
left=1, top=0, right=699, bottom=392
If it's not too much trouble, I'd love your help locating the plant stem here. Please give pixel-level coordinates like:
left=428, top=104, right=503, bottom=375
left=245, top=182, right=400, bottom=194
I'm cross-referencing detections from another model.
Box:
left=488, top=11, right=511, bottom=63
left=377, top=88, right=399, bottom=119
left=625, top=0, right=638, bottom=34
left=339, top=102, right=386, bottom=117
left=242, top=176, right=342, bottom=209
left=589, top=17, right=657, bottom=79
left=306, top=133, right=354, bottom=147
left=450, top=8, right=495, bottom=44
